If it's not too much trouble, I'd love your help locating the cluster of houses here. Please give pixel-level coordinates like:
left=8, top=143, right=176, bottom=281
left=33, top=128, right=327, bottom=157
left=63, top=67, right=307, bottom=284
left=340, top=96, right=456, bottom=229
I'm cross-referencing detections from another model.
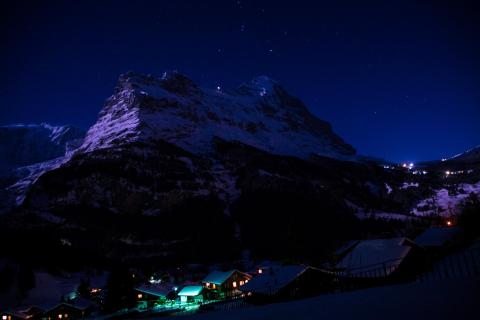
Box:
left=1, top=226, right=464, bottom=319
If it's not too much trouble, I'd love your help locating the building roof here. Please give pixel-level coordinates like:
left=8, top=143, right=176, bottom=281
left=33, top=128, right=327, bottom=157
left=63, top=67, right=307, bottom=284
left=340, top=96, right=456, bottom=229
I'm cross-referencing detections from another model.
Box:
left=136, top=284, right=175, bottom=297
left=415, top=227, right=459, bottom=247
left=202, top=270, right=248, bottom=285
left=240, top=265, right=310, bottom=295
left=336, top=238, right=413, bottom=276
left=334, top=240, right=361, bottom=256
left=178, top=285, right=203, bottom=296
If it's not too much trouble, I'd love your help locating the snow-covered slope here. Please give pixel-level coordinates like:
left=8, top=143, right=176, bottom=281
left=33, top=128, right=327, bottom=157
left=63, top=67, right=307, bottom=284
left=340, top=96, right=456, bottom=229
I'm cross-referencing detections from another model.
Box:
left=79, top=71, right=355, bottom=159
left=445, top=145, right=480, bottom=164
left=411, top=181, right=480, bottom=217
left=0, top=123, right=84, bottom=174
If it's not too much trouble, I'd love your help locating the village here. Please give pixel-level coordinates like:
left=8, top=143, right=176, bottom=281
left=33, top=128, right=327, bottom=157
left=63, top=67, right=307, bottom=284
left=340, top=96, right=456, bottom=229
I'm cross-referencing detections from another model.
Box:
left=2, top=219, right=479, bottom=320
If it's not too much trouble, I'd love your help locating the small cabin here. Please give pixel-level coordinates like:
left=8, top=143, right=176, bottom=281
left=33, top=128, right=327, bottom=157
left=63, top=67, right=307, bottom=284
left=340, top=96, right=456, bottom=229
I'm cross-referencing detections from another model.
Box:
left=43, top=300, right=92, bottom=320
left=335, top=237, right=426, bottom=287
left=240, top=265, right=335, bottom=303
left=415, top=227, right=460, bottom=254
left=177, top=285, right=204, bottom=304
left=202, top=270, right=251, bottom=299
left=135, top=284, right=177, bottom=309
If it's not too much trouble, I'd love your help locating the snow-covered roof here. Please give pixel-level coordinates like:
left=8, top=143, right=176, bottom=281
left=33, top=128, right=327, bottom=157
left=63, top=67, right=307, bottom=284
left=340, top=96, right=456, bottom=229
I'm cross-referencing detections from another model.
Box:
left=178, top=285, right=203, bottom=296
left=335, top=240, right=361, bottom=256
left=136, top=284, right=175, bottom=297
left=202, top=270, right=244, bottom=285
left=336, top=238, right=413, bottom=275
left=415, top=227, right=459, bottom=247
left=240, top=265, right=310, bottom=295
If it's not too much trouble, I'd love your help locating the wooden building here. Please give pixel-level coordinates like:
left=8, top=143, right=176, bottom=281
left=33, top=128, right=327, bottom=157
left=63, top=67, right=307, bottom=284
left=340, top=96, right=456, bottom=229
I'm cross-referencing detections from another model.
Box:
left=42, top=300, right=92, bottom=320
left=135, top=284, right=177, bottom=309
left=240, top=265, right=335, bottom=304
left=335, top=237, right=426, bottom=287
left=202, top=270, right=252, bottom=299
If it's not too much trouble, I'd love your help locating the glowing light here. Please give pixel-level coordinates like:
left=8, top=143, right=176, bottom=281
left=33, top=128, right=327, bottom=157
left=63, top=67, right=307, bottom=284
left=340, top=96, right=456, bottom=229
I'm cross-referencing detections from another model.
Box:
left=446, top=220, right=452, bottom=226
left=137, top=293, right=143, bottom=299
left=258, top=269, right=263, bottom=274
left=240, top=280, right=244, bottom=286
left=232, top=281, right=237, bottom=288
left=173, top=287, right=178, bottom=291
left=216, top=86, right=221, bottom=91
left=446, top=171, right=451, bottom=175
left=58, top=315, right=62, bottom=319
left=3, top=315, right=7, bottom=320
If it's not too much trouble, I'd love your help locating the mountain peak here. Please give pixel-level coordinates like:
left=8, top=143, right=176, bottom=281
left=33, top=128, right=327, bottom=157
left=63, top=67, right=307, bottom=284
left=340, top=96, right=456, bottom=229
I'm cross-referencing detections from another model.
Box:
left=79, top=71, right=355, bottom=158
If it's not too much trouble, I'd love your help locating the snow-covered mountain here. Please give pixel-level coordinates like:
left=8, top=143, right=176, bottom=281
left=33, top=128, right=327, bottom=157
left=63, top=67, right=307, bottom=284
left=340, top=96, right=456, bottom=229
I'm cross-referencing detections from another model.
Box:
left=445, top=145, right=480, bottom=164
left=79, top=71, right=355, bottom=159
left=0, top=123, right=85, bottom=174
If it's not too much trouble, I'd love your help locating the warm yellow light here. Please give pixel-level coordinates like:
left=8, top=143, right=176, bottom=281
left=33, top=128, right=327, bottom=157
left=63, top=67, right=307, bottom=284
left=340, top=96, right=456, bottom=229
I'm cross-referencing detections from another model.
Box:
left=239, top=280, right=244, bottom=286
left=138, top=293, right=143, bottom=299
left=212, top=284, right=216, bottom=289
left=58, top=315, right=62, bottom=319
left=446, top=220, right=452, bottom=226
left=258, top=269, right=263, bottom=274
left=232, top=281, right=237, bottom=288
left=3, top=315, right=7, bottom=320
left=205, top=282, right=210, bottom=288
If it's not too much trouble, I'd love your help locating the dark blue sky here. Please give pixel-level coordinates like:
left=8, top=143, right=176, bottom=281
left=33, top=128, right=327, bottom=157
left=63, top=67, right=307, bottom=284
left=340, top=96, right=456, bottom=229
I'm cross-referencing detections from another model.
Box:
left=1, top=0, right=479, bottom=162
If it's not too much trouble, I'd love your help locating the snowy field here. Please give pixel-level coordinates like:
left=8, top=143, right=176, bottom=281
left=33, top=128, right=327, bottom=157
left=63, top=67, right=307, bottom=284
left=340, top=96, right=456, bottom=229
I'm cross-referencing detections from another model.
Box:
left=165, top=278, right=479, bottom=320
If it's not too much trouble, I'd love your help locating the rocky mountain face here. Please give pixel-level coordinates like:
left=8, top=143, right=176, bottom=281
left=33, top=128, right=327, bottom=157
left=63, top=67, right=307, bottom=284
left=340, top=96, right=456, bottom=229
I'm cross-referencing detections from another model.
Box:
left=78, top=71, right=355, bottom=158
left=0, top=123, right=85, bottom=175
left=3, top=72, right=477, bottom=268
left=0, top=124, right=85, bottom=211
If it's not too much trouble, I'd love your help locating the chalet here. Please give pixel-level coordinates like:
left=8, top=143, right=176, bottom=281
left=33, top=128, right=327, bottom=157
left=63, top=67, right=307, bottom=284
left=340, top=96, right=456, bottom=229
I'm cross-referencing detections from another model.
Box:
left=415, top=227, right=460, bottom=253
left=250, top=260, right=282, bottom=276
left=1, top=311, right=29, bottom=320
left=335, top=237, right=425, bottom=285
left=135, top=284, right=177, bottom=309
left=202, top=270, right=251, bottom=299
left=240, top=265, right=335, bottom=303
left=42, top=299, right=92, bottom=320
left=177, top=285, right=204, bottom=304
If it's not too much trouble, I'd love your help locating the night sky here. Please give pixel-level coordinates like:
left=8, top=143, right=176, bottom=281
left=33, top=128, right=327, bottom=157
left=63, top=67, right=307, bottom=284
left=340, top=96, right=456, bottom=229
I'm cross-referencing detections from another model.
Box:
left=1, top=0, right=479, bottom=162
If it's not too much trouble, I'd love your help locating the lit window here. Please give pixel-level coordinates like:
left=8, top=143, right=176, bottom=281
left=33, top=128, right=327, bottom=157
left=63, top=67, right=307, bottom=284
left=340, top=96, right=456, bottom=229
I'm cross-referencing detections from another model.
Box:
left=205, top=282, right=210, bottom=288
left=245, top=279, right=249, bottom=283
left=239, top=280, right=244, bottom=286
left=212, top=284, right=216, bottom=289
left=3, top=315, right=7, bottom=320
left=58, top=315, right=62, bottom=319
left=138, top=293, right=143, bottom=299
left=232, top=281, right=237, bottom=288
left=258, top=269, right=263, bottom=274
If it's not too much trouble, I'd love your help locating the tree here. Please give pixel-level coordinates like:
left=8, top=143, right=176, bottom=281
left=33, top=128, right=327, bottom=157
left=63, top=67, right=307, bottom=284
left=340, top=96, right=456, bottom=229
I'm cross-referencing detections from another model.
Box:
left=104, top=266, right=136, bottom=313
left=458, top=192, right=480, bottom=239
left=77, top=278, right=91, bottom=299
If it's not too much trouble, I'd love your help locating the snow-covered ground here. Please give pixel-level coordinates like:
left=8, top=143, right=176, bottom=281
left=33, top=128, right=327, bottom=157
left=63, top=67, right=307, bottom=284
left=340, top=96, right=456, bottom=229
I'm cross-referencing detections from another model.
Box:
left=166, top=278, right=479, bottom=320
left=412, top=181, right=480, bottom=217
